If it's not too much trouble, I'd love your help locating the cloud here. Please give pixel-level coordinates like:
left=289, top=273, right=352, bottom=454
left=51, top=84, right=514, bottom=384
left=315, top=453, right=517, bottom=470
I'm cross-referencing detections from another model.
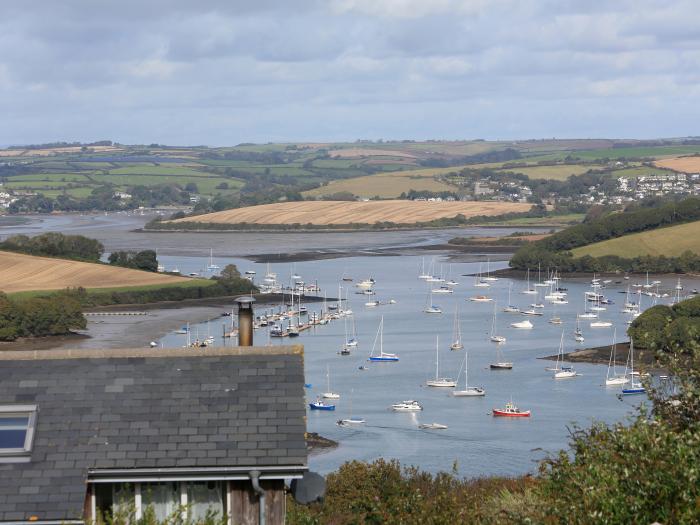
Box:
left=0, top=0, right=699, bottom=144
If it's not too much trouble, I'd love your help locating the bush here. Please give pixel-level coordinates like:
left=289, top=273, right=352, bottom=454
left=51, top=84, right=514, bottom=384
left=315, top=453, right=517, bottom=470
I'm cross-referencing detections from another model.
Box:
left=108, top=250, right=159, bottom=272
left=0, top=292, right=86, bottom=341
left=0, top=232, right=104, bottom=261
left=287, top=459, right=532, bottom=525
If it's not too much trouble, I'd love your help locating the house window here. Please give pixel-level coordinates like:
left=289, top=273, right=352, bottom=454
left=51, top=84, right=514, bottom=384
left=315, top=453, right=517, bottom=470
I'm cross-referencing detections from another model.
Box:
left=0, top=405, right=37, bottom=458
left=94, top=483, right=135, bottom=517
left=141, top=482, right=180, bottom=521
left=186, top=481, right=226, bottom=521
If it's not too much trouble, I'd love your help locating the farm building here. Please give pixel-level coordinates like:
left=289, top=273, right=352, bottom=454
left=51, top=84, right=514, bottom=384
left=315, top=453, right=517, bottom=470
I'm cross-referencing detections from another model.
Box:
left=0, top=345, right=307, bottom=524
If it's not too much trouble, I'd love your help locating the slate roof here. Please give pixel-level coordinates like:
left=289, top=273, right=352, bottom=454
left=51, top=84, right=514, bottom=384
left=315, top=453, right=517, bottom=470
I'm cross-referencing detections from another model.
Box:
left=0, top=346, right=307, bottom=522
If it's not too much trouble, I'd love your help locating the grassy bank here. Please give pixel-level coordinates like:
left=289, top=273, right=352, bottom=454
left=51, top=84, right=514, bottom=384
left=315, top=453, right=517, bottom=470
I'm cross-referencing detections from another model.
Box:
left=572, top=219, right=700, bottom=258
left=8, top=278, right=256, bottom=307
left=8, top=279, right=214, bottom=301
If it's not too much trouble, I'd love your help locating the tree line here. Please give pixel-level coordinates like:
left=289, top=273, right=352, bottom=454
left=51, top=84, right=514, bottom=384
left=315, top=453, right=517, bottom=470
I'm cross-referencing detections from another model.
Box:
left=0, top=232, right=104, bottom=261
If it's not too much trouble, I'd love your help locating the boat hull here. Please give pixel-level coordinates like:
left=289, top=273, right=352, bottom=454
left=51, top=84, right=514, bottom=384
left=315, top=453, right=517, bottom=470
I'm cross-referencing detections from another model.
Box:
left=369, top=356, right=399, bottom=362
left=426, top=380, right=457, bottom=387
left=309, top=404, right=335, bottom=411
left=492, top=409, right=530, bottom=417
left=490, top=363, right=513, bottom=370
left=452, top=388, right=485, bottom=397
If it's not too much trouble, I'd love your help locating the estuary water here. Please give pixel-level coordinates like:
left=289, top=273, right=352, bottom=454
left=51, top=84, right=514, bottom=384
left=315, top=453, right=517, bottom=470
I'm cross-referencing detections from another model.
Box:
left=0, top=214, right=657, bottom=477
left=157, top=254, right=653, bottom=478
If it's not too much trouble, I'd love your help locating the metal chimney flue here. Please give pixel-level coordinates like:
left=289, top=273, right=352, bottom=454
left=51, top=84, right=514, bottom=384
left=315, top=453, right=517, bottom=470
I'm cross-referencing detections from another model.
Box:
left=235, top=296, right=256, bottom=347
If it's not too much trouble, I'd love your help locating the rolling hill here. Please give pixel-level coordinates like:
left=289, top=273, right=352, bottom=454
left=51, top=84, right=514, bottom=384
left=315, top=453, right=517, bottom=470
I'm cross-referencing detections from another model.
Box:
left=0, top=250, right=192, bottom=294
left=571, top=220, right=700, bottom=258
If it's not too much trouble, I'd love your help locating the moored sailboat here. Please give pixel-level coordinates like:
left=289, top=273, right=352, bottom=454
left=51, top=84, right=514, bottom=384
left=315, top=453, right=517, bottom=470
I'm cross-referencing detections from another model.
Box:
left=605, top=329, right=629, bottom=386
left=426, top=336, right=456, bottom=387
left=450, top=306, right=464, bottom=350
left=489, top=302, right=507, bottom=343
left=368, top=316, right=399, bottom=362
left=453, top=349, right=485, bottom=396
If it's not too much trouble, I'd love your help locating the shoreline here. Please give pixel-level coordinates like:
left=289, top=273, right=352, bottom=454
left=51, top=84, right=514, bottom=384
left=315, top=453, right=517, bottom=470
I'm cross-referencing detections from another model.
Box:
left=0, top=294, right=331, bottom=353
left=244, top=245, right=514, bottom=264
left=539, top=341, right=657, bottom=367
left=138, top=221, right=568, bottom=234
left=492, top=267, right=700, bottom=280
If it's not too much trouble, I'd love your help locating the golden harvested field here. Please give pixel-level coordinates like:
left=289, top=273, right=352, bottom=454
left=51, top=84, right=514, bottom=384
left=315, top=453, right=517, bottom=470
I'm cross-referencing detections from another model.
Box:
left=571, top=220, right=700, bottom=258
left=0, top=251, right=191, bottom=294
left=172, top=200, right=532, bottom=226
left=501, top=164, right=592, bottom=180
left=653, top=156, right=700, bottom=173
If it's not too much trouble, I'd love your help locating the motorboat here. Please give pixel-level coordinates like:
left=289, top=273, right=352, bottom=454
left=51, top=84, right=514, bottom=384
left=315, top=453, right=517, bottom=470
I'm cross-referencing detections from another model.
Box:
left=391, top=400, right=423, bottom=412
left=590, top=321, right=613, bottom=328
left=309, top=398, right=335, bottom=411
left=469, top=295, right=493, bottom=302
left=492, top=401, right=530, bottom=417
left=510, top=320, right=533, bottom=329
left=337, top=418, right=365, bottom=426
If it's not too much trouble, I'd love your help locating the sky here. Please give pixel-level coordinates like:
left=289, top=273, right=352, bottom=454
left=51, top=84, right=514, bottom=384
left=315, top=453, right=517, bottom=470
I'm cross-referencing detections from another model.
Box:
left=1, top=0, right=699, bottom=146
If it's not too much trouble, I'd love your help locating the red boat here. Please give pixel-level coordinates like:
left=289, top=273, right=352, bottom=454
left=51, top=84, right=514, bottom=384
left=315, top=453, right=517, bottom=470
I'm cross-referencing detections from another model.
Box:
left=492, top=401, right=531, bottom=417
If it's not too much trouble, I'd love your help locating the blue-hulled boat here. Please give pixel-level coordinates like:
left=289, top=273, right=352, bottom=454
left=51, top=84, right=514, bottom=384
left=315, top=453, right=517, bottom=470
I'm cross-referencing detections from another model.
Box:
left=367, top=316, right=399, bottom=362
left=622, top=338, right=645, bottom=395
left=309, top=398, right=335, bottom=411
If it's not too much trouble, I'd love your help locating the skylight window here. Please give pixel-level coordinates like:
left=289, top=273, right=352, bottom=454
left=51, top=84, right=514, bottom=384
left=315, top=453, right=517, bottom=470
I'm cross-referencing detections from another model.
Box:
left=0, top=405, right=37, bottom=457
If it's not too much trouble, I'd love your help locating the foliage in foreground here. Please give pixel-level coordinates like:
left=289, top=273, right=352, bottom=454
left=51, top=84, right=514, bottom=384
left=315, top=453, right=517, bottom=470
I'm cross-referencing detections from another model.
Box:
left=287, top=459, right=533, bottom=525
left=0, top=291, right=85, bottom=340
left=289, top=294, right=700, bottom=524
left=94, top=503, right=226, bottom=525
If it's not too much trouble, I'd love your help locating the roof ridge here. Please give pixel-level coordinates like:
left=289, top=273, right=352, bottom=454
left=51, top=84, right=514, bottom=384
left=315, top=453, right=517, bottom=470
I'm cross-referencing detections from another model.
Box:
left=0, top=345, right=303, bottom=361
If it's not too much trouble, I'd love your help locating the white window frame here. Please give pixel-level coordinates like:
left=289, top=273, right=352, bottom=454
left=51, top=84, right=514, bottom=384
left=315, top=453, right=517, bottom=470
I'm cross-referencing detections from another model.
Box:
left=0, top=404, right=37, bottom=457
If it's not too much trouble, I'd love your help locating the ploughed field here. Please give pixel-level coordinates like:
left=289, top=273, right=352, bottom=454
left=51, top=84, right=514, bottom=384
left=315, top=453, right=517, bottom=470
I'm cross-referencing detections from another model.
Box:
left=0, top=250, right=191, bottom=294
left=571, top=220, right=700, bottom=258
left=169, top=200, right=532, bottom=226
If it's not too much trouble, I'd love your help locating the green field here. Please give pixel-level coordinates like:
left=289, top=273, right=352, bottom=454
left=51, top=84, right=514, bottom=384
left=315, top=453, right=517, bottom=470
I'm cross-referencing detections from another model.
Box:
left=4, top=139, right=700, bottom=212
left=478, top=213, right=585, bottom=227
left=8, top=277, right=215, bottom=300
left=108, top=164, right=207, bottom=176
left=499, top=164, right=592, bottom=180
left=610, top=165, right=675, bottom=179
left=572, top=220, right=700, bottom=258
left=8, top=173, right=92, bottom=183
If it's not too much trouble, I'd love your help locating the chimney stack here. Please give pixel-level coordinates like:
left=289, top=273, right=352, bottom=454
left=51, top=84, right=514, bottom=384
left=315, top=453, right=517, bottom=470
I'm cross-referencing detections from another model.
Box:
left=235, top=296, right=255, bottom=347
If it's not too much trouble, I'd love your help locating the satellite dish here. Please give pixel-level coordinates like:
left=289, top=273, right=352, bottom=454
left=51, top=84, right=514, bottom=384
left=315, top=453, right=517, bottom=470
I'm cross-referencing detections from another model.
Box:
left=290, top=471, right=326, bottom=504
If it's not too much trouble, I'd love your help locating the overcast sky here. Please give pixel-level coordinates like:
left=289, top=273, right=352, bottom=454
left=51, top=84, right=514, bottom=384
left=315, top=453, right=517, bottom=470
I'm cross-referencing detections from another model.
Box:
left=1, top=0, right=699, bottom=146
